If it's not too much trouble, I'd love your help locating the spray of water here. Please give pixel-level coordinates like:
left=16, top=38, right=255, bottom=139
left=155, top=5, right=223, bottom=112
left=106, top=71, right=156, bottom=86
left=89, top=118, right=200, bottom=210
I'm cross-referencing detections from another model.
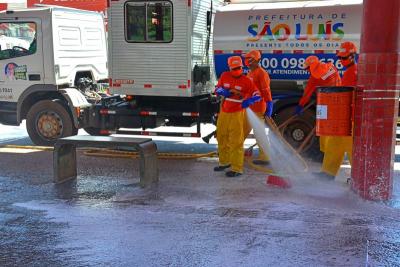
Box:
left=246, top=109, right=307, bottom=178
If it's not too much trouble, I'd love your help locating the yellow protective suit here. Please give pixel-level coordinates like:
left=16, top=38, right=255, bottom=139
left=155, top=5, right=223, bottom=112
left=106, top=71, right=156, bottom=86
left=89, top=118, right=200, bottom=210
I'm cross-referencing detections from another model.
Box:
left=243, top=110, right=270, bottom=161
left=321, top=136, right=353, bottom=176
left=320, top=62, right=357, bottom=176
left=216, top=110, right=245, bottom=173
left=319, top=136, right=328, bottom=152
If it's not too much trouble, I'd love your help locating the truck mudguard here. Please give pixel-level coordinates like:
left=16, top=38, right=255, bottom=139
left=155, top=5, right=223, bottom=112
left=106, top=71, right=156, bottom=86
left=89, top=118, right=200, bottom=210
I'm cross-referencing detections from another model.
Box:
left=60, top=88, right=91, bottom=127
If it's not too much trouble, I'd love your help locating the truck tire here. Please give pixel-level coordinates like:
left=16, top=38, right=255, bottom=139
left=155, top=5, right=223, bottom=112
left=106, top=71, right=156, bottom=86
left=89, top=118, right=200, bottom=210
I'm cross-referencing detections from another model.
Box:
left=26, top=100, right=77, bottom=146
left=83, top=127, right=110, bottom=136
left=274, top=106, right=322, bottom=160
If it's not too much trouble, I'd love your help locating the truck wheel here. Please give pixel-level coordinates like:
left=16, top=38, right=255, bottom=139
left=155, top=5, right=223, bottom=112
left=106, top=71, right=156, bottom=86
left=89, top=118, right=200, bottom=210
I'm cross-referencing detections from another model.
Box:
left=83, top=127, right=110, bottom=136
left=26, top=100, right=77, bottom=146
left=274, top=106, right=322, bottom=160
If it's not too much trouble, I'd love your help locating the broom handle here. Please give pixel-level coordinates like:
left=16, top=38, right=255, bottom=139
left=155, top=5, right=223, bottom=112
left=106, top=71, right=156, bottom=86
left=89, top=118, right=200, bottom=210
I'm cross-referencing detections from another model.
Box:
left=264, top=117, right=309, bottom=171
left=296, top=127, right=316, bottom=153
left=277, top=101, right=315, bottom=130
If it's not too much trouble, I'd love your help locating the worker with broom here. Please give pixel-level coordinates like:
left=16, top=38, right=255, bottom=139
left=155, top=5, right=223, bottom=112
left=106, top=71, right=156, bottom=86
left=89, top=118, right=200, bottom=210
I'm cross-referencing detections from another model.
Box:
left=296, top=56, right=342, bottom=116
left=214, top=56, right=261, bottom=177
left=318, top=42, right=358, bottom=180
left=295, top=55, right=341, bottom=179
left=242, top=50, right=273, bottom=165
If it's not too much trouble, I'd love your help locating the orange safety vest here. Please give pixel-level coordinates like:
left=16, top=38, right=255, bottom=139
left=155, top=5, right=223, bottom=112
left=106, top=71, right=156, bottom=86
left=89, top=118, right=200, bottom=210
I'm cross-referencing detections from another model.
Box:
left=216, top=71, right=259, bottom=113
left=342, top=63, right=358, bottom=122
left=247, top=66, right=272, bottom=113
left=341, top=63, right=357, bottom=86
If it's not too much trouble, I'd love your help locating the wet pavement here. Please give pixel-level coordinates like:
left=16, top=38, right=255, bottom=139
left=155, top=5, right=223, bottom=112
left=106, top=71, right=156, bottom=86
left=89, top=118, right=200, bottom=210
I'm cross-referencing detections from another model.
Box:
left=0, top=124, right=400, bottom=266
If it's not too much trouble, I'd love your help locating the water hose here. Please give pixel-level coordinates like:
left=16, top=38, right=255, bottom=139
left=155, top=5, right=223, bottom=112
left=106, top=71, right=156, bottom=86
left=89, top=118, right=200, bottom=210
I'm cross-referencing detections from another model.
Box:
left=83, top=148, right=217, bottom=160
left=244, top=155, right=275, bottom=174
left=0, top=145, right=54, bottom=151
left=0, top=145, right=218, bottom=160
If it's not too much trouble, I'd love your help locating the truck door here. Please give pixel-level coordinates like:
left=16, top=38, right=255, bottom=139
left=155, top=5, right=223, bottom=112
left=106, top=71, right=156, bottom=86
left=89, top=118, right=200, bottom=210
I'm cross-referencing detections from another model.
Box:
left=0, top=18, right=44, bottom=103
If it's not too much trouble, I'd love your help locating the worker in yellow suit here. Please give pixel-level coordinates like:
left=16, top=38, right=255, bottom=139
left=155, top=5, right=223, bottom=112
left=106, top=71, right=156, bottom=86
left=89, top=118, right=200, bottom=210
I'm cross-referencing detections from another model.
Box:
left=319, top=42, right=358, bottom=179
left=243, top=50, right=273, bottom=165
left=214, top=56, right=261, bottom=177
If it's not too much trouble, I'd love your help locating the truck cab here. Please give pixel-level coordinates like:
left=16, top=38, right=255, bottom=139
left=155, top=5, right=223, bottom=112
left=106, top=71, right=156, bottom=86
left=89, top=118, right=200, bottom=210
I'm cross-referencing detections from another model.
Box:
left=0, top=6, right=107, bottom=145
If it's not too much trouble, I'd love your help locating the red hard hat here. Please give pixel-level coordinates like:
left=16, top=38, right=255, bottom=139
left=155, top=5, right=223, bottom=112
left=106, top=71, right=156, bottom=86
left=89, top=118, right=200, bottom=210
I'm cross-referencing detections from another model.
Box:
left=244, top=50, right=261, bottom=61
left=228, top=56, right=243, bottom=69
left=337, top=42, right=357, bottom=57
left=304, top=55, right=319, bottom=69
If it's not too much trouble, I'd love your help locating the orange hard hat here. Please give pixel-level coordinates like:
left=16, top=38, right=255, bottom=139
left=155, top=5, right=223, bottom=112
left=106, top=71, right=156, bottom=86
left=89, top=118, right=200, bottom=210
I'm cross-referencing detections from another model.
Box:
left=337, top=42, right=357, bottom=57
left=228, top=56, right=243, bottom=69
left=304, top=55, right=319, bottom=69
left=244, top=50, right=261, bottom=61
left=310, top=62, right=330, bottom=79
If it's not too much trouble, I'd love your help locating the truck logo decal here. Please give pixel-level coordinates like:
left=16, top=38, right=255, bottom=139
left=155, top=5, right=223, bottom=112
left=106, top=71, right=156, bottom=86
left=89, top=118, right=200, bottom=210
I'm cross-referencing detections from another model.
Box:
left=5, top=63, right=27, bottom=81
left=247, top=12, right=346, bottom=43
left=247, top=21, right=344, bottom=43
left=214, top=53, right=354, bottom=80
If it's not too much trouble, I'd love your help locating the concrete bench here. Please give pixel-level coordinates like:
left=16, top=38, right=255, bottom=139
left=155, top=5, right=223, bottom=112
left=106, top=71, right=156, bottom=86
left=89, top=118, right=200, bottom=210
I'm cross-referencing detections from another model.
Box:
left=53, top=136, right=158, bottom=187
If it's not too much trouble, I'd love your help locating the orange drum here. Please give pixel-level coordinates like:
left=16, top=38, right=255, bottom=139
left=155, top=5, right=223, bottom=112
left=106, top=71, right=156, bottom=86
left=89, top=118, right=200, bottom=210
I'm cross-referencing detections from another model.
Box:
left=316, top=86, right=354, bottom=136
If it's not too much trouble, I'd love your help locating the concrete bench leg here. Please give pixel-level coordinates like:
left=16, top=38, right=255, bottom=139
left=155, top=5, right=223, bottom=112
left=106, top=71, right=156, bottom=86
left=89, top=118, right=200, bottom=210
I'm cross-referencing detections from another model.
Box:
left=54, top=144, right=77, bottom=184
left=138, top=141, right=158, bottom=188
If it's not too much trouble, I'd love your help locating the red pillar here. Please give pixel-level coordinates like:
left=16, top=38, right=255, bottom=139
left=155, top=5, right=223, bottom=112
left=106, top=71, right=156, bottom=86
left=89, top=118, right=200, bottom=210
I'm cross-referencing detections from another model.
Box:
left=352, top=0, right=400, bottom=200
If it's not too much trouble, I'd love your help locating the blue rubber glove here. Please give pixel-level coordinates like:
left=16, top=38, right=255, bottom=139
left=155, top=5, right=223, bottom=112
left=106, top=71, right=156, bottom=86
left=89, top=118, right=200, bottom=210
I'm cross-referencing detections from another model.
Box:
left=294, top=105, right=304, bottom=115
left=265, top=101, right=273, bottom=118
left=215, top=87, right=231, bottom=97
left=242, top=95, right=261, bottom=109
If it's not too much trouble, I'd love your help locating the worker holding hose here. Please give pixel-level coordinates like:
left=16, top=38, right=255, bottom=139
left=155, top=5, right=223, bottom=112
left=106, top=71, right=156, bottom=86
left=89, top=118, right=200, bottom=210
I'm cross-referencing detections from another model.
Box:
left=295, top=56, right=341, bottom=157
left=214, top=56, right=261, bottom=177
left=318, top=42, right=358, bottom=179
left=243, top=50, right=273, bottom=165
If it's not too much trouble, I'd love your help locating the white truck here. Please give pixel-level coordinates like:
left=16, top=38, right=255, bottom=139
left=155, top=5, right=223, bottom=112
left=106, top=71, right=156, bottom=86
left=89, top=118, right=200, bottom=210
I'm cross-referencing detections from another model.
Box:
left=93, top=0, right=225, bottom=138
left=0, top=1, right=363, bottom=156
left=0, top=6, right=107, bottom=145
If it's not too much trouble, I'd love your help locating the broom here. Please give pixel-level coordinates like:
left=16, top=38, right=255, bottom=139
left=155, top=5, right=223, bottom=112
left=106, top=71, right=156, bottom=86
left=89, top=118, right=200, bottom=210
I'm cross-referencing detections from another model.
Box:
left=263, top=117, right=309, bottom=188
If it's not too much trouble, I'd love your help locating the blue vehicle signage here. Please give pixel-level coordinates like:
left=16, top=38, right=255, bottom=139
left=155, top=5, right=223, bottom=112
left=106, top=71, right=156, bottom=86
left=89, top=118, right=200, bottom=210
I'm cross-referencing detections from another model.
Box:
left=214, top=53, right=347, bottom=80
